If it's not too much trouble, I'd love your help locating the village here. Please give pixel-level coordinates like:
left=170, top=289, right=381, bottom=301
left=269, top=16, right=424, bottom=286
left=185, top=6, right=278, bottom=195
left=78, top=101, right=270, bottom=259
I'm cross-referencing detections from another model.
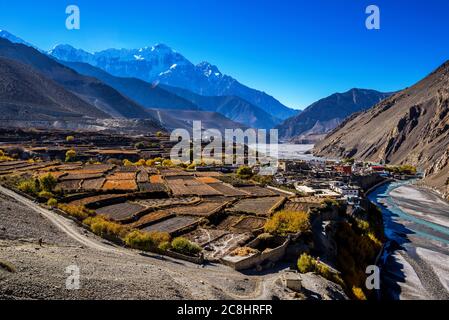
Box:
left=0, top=128, right=419, bottom=299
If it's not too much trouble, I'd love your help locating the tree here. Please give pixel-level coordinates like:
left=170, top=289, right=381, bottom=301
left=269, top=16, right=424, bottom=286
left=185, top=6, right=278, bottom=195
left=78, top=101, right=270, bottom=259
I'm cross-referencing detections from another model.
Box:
left=66, top=136, right=75, bottom=143
left=236, top=166, right=253, bottom=179
left=135, top=142, right=146, bottom=150
left=39, top=174, right=57, bottom=192
left=156, top=131, right=163, bottom=137
left=264, top=210, right=310, bottom=236
left=65, top=149, right=76, bottom=162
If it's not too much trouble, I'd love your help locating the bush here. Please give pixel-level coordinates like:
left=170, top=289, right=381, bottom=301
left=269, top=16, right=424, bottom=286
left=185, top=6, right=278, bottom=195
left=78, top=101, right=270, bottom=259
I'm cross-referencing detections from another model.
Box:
left=352, top=286, right=367, bottom=300
left=39, top=174, right=57, bottom=192
left=135, top=142, right=146, bottom=150
left=66, top=136, right=75, bottom=142
left=83, top=216, right=127, bottom=238
left=47, top=198, right=58, bottom=207
left=65, top=149, right=76, bottom=162
left=124, top=230, right=171, bottom=251
left=59, top=204, right=94, bottom=221
left=171, top=237, right=202, bottom=256
left=38, top=190, right=54, bottom=200
left=17, top=179, right=39, bottom=195
left=264, top=210, right=310, bottom=236
left=236, top=166, right=253, bottom=179
left=297, top=253, right=345, bottom=287
left=158, top=241, right=171, bottom=252
left=297, top=253, right=315, bottom=273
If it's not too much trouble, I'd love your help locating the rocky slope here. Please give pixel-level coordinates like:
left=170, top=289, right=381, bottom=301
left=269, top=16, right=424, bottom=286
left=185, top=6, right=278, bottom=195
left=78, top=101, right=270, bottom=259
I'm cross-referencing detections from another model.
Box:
left=0, top=57, right=107, bottom=120
left=277, top=89, right=391, bottom=141
left=161, top=85, right=279, bottom=129
left=314, top=60, right=449, bottom=196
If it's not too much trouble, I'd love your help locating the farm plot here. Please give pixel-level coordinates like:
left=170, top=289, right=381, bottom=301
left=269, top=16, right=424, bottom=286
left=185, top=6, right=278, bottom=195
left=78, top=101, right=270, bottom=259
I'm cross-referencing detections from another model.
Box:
left=227, top=196, right=285, bottom=216
left=160, top=169, right=193, bottom=177
left=67, top=194, right=126, bottom=207
left=284, top=200, right=321, bottom=213
left=232, top=216, right=267, bottom=232
left=203, top=232, right=253, bottom=260
left=194, top=171, right=223, bottom=177
left=60, top=173, right=104, bottom=181
left=184, top=228, right=228, bottom=246
left=208, top=183, right=249, bottom=197
left=168, top=199, right=230, bottom=217
left=130, top=210, right=173, bottom=228
left=57, top=180, right=82, bottom=192
left=81, top=178, right=106, bottom=191
left=102, top=179, right=137, bottom=191
left=195, top=177, right=221, bottom=184
left=166, top=177, right=222, bottom=196
left=106, top=172, right=136, bottom=180
left=138, top=182, right=166, bottom=192
left=150, top=175, right=164, bottom=183
left=136, top=169, right=149, bottom=183
left=236, top=186, right=277, bottom=197
left=141, top=216, right=200, bottom=235
left=136, top=197, right=199, bottom=209
left=216, top=215, right=242, bottom=230
left=96, top=202, right=146, bottom=221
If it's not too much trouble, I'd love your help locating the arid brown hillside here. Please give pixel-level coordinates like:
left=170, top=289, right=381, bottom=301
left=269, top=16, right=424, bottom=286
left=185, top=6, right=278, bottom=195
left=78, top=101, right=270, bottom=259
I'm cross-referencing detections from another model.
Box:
left=314, top=61, right=449, bottom=196
left=0, top=57, right=107, bottom=120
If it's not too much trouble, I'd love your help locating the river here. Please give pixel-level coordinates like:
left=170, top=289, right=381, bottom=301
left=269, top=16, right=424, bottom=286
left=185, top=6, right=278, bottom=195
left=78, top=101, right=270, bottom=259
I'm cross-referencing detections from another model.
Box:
left=368, top=181, right=449, bottom=300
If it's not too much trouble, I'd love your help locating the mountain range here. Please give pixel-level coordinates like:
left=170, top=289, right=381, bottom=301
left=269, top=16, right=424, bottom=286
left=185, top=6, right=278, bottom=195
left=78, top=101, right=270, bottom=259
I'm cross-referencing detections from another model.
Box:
left=48, top=43, right=298, bottom=121
left=314, top=60, right=449, bottom=196
left=277, top=88, right=392, bottom=142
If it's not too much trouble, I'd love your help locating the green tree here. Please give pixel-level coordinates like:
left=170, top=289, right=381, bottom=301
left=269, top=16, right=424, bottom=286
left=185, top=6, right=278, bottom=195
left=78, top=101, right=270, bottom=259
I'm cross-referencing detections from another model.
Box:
left=236, top=166, right=253, bottom=179
left=65, top=149, right=76, bottom=162
left=39, top=174, right=57, bottom=192
left=135, top=142, right=146, bottom=150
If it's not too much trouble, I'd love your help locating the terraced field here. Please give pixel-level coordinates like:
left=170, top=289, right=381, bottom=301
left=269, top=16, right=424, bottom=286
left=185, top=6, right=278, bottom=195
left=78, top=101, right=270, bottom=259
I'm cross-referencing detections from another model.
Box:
left=166, top=177, right=223, bottom=196
left=67, top=194, right=126, bottom=207
left=141, top=216, right=200, bottom=234
left=236, top=186, right=277, bottom=197
left=168, top=199, right=230, bottom=217
left=130, top=210, right=173, bottom=228
left=136, top=197, right=199, bottom=209
left=232, top=216, right=267, bottom=232
left=228, top=196, right=285, bottom=216
left=102, top=179, right=137, bottom=191
left=96, top=202, right=146, bottom=221
left=208, top=183, right=249, bottom=197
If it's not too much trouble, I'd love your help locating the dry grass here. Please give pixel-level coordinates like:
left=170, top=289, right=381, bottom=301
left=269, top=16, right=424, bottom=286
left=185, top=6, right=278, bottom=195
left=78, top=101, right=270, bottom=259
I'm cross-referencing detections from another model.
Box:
left=102, top=179, right=137, bottom=191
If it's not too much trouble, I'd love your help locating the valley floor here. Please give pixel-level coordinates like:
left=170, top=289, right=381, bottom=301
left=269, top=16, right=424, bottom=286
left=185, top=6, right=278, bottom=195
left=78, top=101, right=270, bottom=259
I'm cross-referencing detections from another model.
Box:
left=369, top=183, right=449, bottom=300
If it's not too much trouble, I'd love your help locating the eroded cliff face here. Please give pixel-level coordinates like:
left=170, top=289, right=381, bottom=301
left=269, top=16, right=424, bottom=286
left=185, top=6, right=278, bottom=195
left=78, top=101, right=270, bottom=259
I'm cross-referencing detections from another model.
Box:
left=314, top=61, right=449, bottom=196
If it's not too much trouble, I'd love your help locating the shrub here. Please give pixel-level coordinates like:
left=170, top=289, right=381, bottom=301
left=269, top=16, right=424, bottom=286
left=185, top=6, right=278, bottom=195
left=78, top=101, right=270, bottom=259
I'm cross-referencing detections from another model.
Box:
left=124, top=230, right=171, bottom=251
left=297, top=253, right=345, bottom=287
left=162, top=159, right=173, bottom=167
left=39, top=174, right=57, bottom=192
left=123, top=159, right=134, bottom=167
left=236, top=166, right=253, bottom=179
left=17, top=179, right=39, bottom=195
left=65, top=149, right=76, bottom=162
left=66, top=136, right=75, bottom=142
left=171, top=237, right=202, bottom=256
left=264, top=210, right=310, bottom=236
left=59, top=204, right=94, bottom=221
left=297, top=253, right=315, bottom=273
left=83, top=216, right=127, bottom=238
left=38, top=190, right=54, bottom=200
left=47, top=198, right=58, bottom=207
left=352, top=286, right=367, bottom=300
left=158, top=241, right=171, bottom=252
left=135, top=142, right=146, bottom=150
left=156, top=131, right=163, bottom=137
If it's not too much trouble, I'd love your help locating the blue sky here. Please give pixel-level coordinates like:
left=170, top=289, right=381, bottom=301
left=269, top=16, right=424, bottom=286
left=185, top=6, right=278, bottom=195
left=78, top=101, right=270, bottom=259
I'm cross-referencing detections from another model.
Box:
left=1, top=0, right=449, bottom=109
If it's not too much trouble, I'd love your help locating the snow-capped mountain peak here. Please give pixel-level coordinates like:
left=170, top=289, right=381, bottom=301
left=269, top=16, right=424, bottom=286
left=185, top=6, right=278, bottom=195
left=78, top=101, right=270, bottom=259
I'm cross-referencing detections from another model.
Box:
left=0, top=29, right=40, bottom=50
left=197, top=61, right=222, bottom=78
